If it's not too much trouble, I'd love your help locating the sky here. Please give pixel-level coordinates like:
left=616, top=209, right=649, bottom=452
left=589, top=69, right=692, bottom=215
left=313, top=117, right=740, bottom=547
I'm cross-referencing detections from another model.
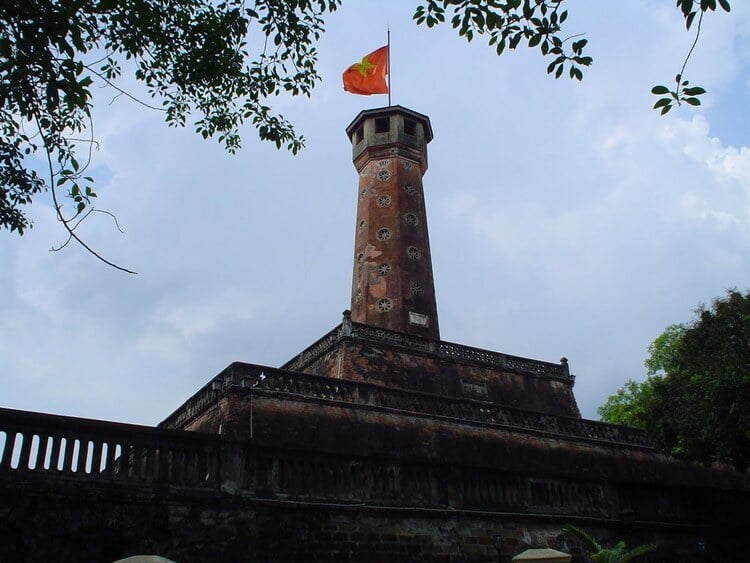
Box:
left=1, top=1, right=749, bottom=425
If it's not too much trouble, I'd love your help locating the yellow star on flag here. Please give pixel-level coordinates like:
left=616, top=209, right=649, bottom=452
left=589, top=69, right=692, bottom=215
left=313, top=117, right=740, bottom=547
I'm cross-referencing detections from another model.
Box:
left=352, top=55, right=376, bottom=77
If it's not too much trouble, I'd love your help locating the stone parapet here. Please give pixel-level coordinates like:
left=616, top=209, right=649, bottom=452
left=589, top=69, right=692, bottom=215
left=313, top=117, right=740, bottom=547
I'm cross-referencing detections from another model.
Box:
left=2, top=406, right=748, bottom=562
left=161, top=362, right=641, bottom=449
left=283, top=320, right=572, bottom=383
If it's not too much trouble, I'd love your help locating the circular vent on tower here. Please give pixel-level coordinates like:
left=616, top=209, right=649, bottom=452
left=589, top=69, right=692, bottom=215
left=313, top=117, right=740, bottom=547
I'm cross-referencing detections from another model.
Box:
left=376, top=228, right=391, bottom=241
left=410, top=282, right=423, bottom=295
left=377, top=195, right=391, bottom=207
left=358, top=219, right=366, bottom=232
left=378, top=159, right=390, bottom=168
left=376, top=298, right=393, bottom=312
left=360, top=188, right=367, bottom=200
left=402, top=161, right=413, bottom=170
left=405, top=213, right=419, bottom=226
left=378, top=263, right=392, bottom=276
left=377, top=170, right=390, bottom=182
left=407, top=246, right=422, bottom=261
left=403, top=183, right=416, bottom=194
left=354, top=289, right=363, bottom=303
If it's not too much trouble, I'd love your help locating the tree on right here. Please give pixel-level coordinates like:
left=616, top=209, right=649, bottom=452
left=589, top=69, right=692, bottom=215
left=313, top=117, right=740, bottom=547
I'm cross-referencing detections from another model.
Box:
left=599, top=289, right=750, bottom=471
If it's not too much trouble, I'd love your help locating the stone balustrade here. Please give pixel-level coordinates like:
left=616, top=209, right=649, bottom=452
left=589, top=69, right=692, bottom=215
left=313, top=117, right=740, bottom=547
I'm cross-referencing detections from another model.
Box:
left=161, top=363, right=651, bottom=449
left=1, top=407, right=739, bottom=529
left=282, top=321, right=573, bottom=382
left=0, top=407, right=222, bottom=487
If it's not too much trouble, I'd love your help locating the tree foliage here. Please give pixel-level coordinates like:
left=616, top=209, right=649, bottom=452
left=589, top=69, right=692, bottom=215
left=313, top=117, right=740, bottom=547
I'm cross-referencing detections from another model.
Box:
left=0, top=0, right=340, bottom=267
left=600, top=290, right=750, bottom=471
left=414, top=0, right=592, bottom=81
left=598, top=324, right=686, bottom=428
left=596, top=377, right=657, bottom=429
left=0, top=0, right=732, bottom=269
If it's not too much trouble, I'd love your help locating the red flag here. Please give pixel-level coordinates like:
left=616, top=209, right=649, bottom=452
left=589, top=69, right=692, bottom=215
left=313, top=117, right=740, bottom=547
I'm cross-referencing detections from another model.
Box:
left=343, top=46, right=389, bottom=95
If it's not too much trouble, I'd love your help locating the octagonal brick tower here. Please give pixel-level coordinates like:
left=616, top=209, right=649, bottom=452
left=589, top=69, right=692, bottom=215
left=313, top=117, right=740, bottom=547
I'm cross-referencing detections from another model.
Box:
left=346, top=106, right=440, bottom=339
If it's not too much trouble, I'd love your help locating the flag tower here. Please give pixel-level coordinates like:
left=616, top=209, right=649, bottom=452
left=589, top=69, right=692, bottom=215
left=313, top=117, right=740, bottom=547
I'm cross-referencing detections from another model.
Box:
left=346, top=105, right=439, bottom=339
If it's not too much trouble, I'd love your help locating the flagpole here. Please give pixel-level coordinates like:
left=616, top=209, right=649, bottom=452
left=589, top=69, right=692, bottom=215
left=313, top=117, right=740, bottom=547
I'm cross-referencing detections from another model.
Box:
left=387, top=27, right=391, bottom=106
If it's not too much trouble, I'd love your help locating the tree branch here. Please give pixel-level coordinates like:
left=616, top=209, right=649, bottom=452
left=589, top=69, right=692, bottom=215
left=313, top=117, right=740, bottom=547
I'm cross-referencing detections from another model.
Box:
left=35, top=115, right=138, bottom=274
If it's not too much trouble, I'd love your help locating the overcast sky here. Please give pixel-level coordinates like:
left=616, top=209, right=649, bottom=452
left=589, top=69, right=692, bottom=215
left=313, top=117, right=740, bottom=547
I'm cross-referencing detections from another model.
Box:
left=1, top=1, right=749, bottom=424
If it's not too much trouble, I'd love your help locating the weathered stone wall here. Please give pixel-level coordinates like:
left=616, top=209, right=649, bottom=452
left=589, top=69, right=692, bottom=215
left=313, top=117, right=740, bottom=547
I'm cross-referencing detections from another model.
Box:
left=188, top=391, right=742, bottom=491
left=1, top=476, right=742, bottom=563
left=302, top=340, right=580, bottom=418
left=1, top=407, right=747, bottom=562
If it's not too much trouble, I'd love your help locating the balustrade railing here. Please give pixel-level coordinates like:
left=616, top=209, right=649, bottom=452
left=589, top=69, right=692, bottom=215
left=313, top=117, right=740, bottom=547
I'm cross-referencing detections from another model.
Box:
left=0, top=407, right=733, bottom=526
left=0, top=408, right=221, bottom=487
left=282, top=321, right=572, bottom=382
left=161, top=363, right=650, bottom=449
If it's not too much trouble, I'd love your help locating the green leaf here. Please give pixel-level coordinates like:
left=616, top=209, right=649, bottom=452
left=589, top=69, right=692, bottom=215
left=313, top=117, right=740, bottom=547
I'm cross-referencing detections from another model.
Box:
left=683, top=86, right=706, bottom=96
left=684, top=97, right=701, bottom=106
left=563, top=524, right=601, bottom=552
left=653, top=98, right=671, bottom=109
left=619, top=544, right=658, bottom=562
left=651, top=85, right=670, bottom=95
left=686, top=11, right=696, bottom=29
left=718, top=0, right=731, bottom=11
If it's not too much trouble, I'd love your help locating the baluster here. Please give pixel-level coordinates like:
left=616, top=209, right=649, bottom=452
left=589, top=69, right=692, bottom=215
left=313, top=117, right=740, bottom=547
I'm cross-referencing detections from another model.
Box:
left=61, top=437, right=75, bottom=473
left=0, top=430, right=16, bottom=469
left=124, top=443, right=138, bottom=480
left=74, top=439, right=89, bottom=474
left=17, top=432, right=33, bottom=471
left=144, top=444, right=156, bottom=481
left=196, top=449, right=209, bottom=486
left=48, top=435, right=62, bottom=472
left=36, top=434, right=52, bottom=471
left=137, top=445, right=150, bottom=480
left=205, top=448, right=217, bottom=486
left=160, top=446, right=172, bottom=482
left=174, top=447, right=187, bottom=485
left=181, top=447, right=197, bottom=485
left=251, top=451, right=263, bottom=491
left=0, top=430, right=15, bottom=468
left=186, top=449, right=198, bottom=485
left=104, top=441, right=117, bottom=477
left=90, top=440, right=104, bottom=475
